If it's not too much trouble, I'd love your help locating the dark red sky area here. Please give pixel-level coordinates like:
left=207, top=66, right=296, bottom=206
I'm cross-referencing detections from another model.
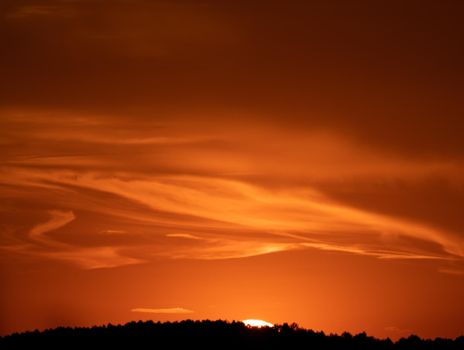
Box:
left=1, top=0, right=463, bottom=339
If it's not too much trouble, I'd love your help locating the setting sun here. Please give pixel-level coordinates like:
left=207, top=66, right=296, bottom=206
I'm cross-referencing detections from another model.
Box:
left=242, top=319, right=274, bottom=328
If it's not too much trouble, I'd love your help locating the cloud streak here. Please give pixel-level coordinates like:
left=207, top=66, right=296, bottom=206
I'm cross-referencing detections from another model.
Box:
left=131, top=308, right=194, bottom=314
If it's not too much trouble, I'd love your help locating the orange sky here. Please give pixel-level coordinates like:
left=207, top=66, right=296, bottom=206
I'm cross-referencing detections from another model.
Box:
left=1, top=0, right=463, bottom=339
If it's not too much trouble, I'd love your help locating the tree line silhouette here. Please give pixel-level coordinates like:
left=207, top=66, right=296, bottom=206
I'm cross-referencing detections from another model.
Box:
left=1, top=320, right=463, bottom=349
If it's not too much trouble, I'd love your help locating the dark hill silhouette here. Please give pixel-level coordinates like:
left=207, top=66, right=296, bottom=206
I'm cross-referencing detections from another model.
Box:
left=0, top=320, right=463, bottom=350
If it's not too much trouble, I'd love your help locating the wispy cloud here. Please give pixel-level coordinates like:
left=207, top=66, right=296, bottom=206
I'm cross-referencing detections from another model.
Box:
left=165, top=240, right=299, bottom=260
left=5, top=208, right=141, bottom=269
left=131, top=307, right=194, bottom=314
left=47, top=247, right=143, bottom=270
left=4, top=167, right=462, bottom=266
left=29, top=210, right=75, bottom=243
left=101, top=229, right=127, bottom=234
left=1, top=110, right=463, bottom=270
left=166, top=233, right=204, bottom=240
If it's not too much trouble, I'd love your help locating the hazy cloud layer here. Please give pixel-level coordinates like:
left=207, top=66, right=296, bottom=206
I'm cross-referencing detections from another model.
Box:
left=1, top=111, right=463, bottom=271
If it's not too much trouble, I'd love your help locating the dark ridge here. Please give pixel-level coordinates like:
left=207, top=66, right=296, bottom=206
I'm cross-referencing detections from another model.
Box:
left=0, top=320, right=462, bottom=350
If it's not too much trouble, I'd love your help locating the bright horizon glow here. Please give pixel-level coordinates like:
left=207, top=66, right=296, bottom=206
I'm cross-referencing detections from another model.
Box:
left=242, top=319, right=274, bottom=328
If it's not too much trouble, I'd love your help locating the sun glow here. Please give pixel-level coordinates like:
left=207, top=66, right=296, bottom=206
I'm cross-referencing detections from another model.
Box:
left=242, top=319, right=274, bottom=328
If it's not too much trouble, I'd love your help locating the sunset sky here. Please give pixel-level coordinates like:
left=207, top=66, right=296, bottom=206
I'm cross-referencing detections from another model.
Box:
left=1, top=0, right=463, bottom=339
